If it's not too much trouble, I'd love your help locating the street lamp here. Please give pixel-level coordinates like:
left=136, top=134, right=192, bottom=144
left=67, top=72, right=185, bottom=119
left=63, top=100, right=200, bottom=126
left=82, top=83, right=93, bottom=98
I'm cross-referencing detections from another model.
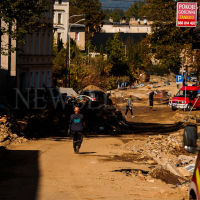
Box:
left=69, top=14, right=85, bottom=19
left=68, top=18, right=85, bottom=88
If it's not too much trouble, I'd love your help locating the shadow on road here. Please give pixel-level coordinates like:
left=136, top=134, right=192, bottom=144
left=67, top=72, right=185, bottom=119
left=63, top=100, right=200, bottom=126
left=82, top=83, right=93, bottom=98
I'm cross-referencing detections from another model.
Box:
left=124, top=121, right=184, bottom=135
left=0, top=149, right=39, bottom=200
left=78, top=152, right=97, bottom=155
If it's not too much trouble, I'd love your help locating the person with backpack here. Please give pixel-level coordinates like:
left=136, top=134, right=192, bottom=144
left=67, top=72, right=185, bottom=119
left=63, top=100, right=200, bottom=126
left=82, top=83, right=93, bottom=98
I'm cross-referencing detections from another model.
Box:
left=69, top=106, right=85, bottom=153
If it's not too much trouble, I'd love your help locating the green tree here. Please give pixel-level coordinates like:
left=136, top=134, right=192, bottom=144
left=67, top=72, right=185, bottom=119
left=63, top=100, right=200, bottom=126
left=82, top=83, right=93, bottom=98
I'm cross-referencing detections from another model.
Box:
left=106, top=34, right=128, bottom=76
left=69, top=0, right=105, bottom=36
left=53, top=48, right=67, bottom=86
left=125, top=2, right=145, bottom=20
left=57, top=39, right=64, bottom=52
left=100, top=44, right=104, bottom=57
left=0, top=0, right=48, bottom=54
left=104, top=8, right=125, bottom=22
left=142, top=0, right=195, bottom=74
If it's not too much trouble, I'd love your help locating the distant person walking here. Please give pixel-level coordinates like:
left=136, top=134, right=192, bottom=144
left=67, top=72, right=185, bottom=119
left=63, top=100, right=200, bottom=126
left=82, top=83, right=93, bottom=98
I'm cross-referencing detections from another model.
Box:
left=125, top=95, right=134, bottom=118
left=149, top=91, right=157, bottom=110
left=70, top=107, right=85, bottom=153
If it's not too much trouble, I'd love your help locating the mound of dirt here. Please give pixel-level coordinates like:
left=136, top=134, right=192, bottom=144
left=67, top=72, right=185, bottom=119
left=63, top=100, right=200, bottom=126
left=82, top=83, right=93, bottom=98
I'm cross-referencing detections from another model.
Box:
left=83, top=85, right=104, bottom=92
left=150, top=166, right=185, bottom=185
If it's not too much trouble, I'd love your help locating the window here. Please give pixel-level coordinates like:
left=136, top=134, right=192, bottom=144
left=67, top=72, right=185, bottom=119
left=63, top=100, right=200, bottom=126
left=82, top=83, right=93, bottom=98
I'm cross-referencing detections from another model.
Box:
left=58, top=0, right=62, bottom=4
left=35, top=72, right=40, bottom=89
left=57, top=33, right=61, bottom=43
left=58, top=13, right=62, bottom=24
left=75, top=32, right=79, bottom=41
left=41, top=71, right=46, bottom=87
left=176, top=90, right=197, bottom=98
left=47, top=71, right=52, bottom=87
left=30, top=72, right=34, bottom=88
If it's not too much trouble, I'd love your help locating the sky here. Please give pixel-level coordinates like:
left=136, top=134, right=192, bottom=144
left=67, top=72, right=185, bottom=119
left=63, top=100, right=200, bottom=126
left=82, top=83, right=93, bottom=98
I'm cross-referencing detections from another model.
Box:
left=100, top=0, right=144, bottom=10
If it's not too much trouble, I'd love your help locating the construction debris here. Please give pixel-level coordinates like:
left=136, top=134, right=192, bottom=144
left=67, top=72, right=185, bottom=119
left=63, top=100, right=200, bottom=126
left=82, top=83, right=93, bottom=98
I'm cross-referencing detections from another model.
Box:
left=122, top=131, right=196, bottom=184
left=0, top=115, right=27, bottom=147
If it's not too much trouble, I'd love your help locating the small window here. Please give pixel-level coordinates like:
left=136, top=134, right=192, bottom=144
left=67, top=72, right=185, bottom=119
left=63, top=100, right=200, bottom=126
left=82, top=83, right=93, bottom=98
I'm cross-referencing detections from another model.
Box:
left=58, top=13, right=62, bottom=24
left=57, top=33, right=61, bottom=42
left=35, top=72, right=40, bottom=89
left=58, top=0, right=62, bottom=4
left=30, top=72, right=34, bottom=88
left=57, top=33, right=61, bottom=43
left=75, top=32, right=79, bottom=41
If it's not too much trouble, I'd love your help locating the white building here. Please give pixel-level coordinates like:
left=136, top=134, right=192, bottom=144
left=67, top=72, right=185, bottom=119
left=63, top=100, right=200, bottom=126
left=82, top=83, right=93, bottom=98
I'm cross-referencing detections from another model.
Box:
left=101, top=18, right=152, bottom=34
left=53, top=0, right=69, bottom=45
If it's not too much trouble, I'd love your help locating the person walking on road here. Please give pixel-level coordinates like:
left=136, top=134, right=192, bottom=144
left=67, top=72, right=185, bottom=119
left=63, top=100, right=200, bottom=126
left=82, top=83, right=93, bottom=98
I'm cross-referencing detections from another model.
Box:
left=149, top=90, right=157, bottom=110
left=70, top=106, right=85, bottom=153
left=125, top=95, right=135, bottom=118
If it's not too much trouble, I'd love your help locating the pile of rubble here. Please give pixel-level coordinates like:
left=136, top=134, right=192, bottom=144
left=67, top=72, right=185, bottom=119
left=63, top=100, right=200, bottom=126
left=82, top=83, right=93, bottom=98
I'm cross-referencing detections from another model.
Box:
left=124, top=131, right=196, bottom=184
left=145, top=133, right=196, bottom=178
left=0, top=116, right=27, bottom=147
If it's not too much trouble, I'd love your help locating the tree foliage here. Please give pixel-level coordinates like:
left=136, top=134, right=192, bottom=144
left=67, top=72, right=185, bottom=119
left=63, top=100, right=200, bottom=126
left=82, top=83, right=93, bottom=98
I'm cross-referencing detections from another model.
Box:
left=106, top=33, right=128, bottom=76
left=53, top=48, right=67, bottom=86
left=0, top=0, right=48, bottom=54
left=142, top=0, right=195, bottom=74
left=125, top=2, right=145, bottom=20
left=69, top=0, right=105, bottom=36
left=104, top=8, right=125, bottom=22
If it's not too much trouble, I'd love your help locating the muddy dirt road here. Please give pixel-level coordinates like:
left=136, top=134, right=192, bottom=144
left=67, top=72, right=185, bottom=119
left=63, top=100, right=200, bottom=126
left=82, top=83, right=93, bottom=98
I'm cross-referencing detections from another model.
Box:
left=0, top=133, right=187, bottom=200
left=0, top=94, right=191, bottom=200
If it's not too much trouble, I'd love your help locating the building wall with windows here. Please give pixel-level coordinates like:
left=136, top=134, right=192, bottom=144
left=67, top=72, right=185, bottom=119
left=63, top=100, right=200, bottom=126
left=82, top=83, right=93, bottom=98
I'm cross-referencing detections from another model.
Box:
left=101, top=18, right=152, bottom=34
left=101, top=24, right=151, bottom=34
left=53, top=0, right=69, bottom=45
left=16, top=1, right=54, bottom=91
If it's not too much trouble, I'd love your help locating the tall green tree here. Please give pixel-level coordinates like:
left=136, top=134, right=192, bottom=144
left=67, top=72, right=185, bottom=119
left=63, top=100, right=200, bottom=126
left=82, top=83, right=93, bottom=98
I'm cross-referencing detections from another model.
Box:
left=142, top=0, right=195, bottom=74
left=106, top=33, right=128, bottom=76
left=0, top=0, right=48, bottom=54
left=125, top=2, right=145, bottom=20
left=69, top=0, right=105, bottom=36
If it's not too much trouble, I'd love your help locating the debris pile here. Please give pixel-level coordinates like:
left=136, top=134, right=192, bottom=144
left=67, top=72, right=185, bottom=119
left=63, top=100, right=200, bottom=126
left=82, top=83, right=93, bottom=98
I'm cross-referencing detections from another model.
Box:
left=123, top=131, right=196, bottom=184
left=0, top=116, right=27, bottom=147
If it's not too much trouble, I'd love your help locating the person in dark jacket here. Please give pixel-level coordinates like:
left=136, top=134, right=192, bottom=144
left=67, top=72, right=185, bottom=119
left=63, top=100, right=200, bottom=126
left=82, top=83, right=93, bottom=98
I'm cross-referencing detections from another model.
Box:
left=149, top=91, right=157, bottom=110
left=70, top=106, right=85, bottom=153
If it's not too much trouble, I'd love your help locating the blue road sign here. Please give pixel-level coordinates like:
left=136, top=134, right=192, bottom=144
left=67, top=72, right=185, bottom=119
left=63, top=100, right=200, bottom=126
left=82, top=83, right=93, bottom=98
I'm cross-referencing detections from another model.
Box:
left=176, top=75, right=183, bottom=83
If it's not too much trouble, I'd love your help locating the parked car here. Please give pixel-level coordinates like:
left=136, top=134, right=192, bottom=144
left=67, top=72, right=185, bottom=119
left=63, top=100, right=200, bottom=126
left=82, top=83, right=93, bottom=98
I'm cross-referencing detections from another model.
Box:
left=169, top=86, right=200, bottom=111
left=183, top=125, right=200, bottom=200
left=80, top=90, right=111, bottom=106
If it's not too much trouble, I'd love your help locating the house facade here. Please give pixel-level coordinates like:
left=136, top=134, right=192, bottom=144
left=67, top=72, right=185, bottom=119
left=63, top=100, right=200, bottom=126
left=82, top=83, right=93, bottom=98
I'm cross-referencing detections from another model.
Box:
left=17, top=2, right=54, bottom=91
left=0, top=0, right=54, bottom=93
left=53, top=0, right=69, bottom=45
left=69, top=24, right=85, bottom=51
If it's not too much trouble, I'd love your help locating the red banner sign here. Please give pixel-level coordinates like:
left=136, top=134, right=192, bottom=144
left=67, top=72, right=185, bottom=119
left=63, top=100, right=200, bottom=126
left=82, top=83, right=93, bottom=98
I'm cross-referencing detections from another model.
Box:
left=176, top=2, right=197, bottom=27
